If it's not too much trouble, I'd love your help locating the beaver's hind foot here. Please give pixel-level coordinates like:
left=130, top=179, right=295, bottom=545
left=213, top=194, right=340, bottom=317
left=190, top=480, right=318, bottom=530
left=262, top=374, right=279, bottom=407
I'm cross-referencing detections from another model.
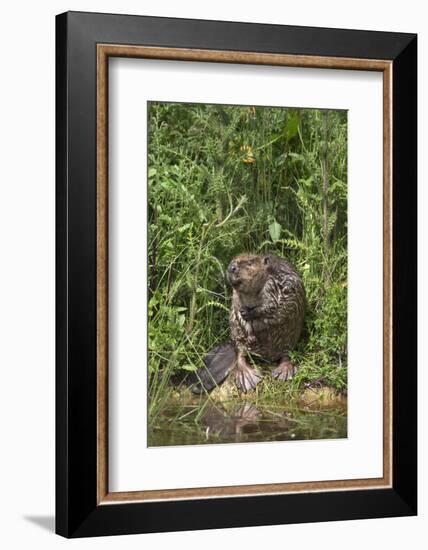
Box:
left=272, top=358, right=297, bottom=381
left=235, top=354, right=262, bottom=392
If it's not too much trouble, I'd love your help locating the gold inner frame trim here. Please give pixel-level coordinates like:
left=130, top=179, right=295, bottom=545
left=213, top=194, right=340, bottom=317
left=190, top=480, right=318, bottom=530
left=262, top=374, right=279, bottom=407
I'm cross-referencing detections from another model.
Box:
left=96, top=44, right=393, bottom=505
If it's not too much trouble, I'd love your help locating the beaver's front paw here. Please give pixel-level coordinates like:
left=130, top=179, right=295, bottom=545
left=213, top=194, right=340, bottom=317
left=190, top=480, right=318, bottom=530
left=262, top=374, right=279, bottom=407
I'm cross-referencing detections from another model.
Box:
left=240, top=306, right=259, bottom=321
left=247, top=334, right=257, bottom=345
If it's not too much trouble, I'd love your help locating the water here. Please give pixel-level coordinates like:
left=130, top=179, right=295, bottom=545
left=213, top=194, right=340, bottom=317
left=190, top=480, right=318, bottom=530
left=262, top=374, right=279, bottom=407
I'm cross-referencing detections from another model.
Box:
left=148, top=399, right=347, bottom=447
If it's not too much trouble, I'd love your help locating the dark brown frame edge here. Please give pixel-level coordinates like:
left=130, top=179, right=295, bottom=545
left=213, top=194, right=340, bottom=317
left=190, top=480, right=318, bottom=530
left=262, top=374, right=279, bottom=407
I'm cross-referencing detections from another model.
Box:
left=56, top=10, right=417, bottom=538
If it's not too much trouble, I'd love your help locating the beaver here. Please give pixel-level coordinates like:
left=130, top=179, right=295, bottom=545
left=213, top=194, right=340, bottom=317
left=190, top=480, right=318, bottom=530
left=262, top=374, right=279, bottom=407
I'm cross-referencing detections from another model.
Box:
left=192, top=252, right=306, bottom=393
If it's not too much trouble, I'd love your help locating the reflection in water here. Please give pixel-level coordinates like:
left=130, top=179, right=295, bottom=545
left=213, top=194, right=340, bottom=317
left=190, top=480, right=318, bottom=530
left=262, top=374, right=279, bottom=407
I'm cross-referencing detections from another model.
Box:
left=203, top=402, right=263, bottom=439
left=148, top=399, right=347, bottom=447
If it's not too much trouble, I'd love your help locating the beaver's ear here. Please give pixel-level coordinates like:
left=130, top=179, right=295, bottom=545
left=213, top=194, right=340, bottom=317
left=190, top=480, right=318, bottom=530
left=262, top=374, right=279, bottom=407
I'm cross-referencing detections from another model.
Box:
left=263, top=254, right=277, bottom=273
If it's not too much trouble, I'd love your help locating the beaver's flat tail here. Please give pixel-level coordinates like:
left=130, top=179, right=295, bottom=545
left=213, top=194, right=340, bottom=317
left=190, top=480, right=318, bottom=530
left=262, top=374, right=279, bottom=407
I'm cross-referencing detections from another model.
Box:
left=191, top=342, right=237, bottom=394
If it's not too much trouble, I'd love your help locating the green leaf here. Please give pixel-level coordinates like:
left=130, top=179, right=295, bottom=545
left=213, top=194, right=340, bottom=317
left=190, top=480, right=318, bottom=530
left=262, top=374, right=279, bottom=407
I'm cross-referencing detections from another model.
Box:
left=178, top=223, right=192, bottom=233
left=177, top=314, right=186, bottom=327
left=148, top=167, right=157, bottom=179
left=288, top=152, right=304, bottom=160
left=284, top=112, right=300, bottom=141
left=181, top=364, right=198, bottom=372
left=268, top=220, right=282, bottom=243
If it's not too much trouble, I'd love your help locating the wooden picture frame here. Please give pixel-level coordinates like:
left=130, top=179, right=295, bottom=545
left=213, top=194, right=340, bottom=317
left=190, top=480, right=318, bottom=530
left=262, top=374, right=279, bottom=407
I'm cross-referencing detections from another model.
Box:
left=56, top=11, right=417, bottom=538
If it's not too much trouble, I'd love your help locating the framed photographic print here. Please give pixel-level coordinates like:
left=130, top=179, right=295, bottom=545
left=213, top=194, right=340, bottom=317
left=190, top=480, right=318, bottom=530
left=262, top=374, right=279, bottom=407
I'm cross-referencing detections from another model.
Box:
left=56, top=11, right=417, bottom=538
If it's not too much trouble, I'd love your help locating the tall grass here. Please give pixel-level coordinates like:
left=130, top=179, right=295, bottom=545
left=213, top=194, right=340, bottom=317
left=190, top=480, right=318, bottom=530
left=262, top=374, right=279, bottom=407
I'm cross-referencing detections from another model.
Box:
left=147, top=102, right=348, bottom=421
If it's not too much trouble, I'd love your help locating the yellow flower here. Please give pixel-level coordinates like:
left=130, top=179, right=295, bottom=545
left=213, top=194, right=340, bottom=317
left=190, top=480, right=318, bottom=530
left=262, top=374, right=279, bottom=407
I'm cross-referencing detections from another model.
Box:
left=240, top=145, right=255, bottom=164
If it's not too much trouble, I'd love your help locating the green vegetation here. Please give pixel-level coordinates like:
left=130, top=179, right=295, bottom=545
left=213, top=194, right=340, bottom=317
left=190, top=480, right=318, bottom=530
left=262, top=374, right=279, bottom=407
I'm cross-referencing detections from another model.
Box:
left=147, top=102, right=348, bottom=425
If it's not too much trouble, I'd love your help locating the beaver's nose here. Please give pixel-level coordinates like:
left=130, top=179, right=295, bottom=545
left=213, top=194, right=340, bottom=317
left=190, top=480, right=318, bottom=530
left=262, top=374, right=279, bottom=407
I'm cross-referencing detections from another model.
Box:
left=228, top=263, right=238, bottom=274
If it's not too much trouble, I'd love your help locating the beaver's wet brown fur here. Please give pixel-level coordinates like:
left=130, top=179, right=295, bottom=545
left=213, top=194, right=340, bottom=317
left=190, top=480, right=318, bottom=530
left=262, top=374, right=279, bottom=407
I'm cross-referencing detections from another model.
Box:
left=227, top=253, right=306, bottom=391
left=192, top=252, right=306, bottom=393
